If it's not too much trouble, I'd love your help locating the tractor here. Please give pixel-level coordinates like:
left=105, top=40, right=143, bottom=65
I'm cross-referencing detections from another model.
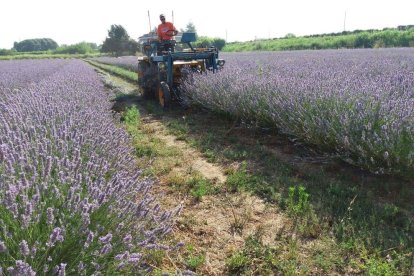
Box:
left=137, top=32, right=225, bottom=107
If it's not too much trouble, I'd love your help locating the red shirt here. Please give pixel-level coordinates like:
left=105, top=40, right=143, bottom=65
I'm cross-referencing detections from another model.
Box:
left=157, top=22, right=176, bottom=41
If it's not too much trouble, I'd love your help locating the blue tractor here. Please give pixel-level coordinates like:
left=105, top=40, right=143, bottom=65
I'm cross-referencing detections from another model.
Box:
left=137, top=32, right=225, bottom=107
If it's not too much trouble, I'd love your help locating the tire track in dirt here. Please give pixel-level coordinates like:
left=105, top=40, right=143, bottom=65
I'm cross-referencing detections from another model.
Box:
left=97, top=71, right=288, bottom=274
left=140, top=116, right=227, bottom=184
left=136, top=112, right=288, bottom=274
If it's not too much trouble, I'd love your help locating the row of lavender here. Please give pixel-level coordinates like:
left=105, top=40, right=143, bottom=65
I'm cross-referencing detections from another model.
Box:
left=183, top=48, right=414, bottom=176
left=0, top=59, right=178, bottom=274
left=89, top=56, right=138, bottom=71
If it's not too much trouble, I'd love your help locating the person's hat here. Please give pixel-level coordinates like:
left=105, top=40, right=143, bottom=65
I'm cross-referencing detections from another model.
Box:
left=160, top=14, right=165, bottom=18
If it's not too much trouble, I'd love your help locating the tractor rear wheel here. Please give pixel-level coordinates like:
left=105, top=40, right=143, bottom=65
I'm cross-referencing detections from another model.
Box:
left=158, top=82, right=171, bottom=108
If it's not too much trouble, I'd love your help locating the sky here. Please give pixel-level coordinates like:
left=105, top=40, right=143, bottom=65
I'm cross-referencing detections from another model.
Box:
left=1, top=0, right=413, bottom=49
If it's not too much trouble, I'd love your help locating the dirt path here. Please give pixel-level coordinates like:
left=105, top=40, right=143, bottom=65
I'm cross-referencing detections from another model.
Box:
left=98, top=71, right=288, bottom=274
left=141, top=117, right=227, bottom=184
left=136, top=110, right=288, bottom=274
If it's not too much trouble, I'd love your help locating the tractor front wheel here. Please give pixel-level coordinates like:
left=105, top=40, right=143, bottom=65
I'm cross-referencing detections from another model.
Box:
left=158, top=82, right=171, bottom=108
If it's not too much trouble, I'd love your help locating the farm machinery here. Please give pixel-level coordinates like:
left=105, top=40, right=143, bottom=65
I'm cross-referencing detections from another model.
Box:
left=137, top=32, right=225, bottom=107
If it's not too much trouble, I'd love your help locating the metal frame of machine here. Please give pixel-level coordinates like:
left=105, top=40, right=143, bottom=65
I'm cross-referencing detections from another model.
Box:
left=137, top=32, right=225, bottom=107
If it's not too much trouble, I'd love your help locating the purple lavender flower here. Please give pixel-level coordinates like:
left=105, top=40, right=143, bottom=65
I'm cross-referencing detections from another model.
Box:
left=99, top=233, right=113, bottom=244
left=115, top=251, right=129, bottom=260
left=123, top=234, right=132, bottom=244
left=0, top=241, right=7, bottom=253
left=77, top=262, right=85, bottom=274
left=84, top=230, right=95, bottom=249
left=99, top=243, right=112, bottom=255
left=81, top=211, right=90, bottom=223
left=19, top=240, right=30, bottom=256
left=58, top=263, right=66, bottom=276
left=47, top=207, right=54, bottom=225
left=13, top=260, right=36, bottom=276
left=46, top=227, right=64, bottom=248
left=128, top=253, right=142, bottom=264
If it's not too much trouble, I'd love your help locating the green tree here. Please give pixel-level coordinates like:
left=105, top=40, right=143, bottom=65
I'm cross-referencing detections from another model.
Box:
left=13, top=38, right=58, bottom=52
left=101, top=25, right=131, bottom=56
left=0, top=48, right=17, bottom=56
left=194, top=36, right=211, bottom=47
left=194, top=36, right=226, bottom=50
left=354, top=32, right=372, bottom=48
left=212, top=38, right=226, bottom=50
left=126, top=39, right=139, bottom=53
left=181, top=21, right=198, bottom=39
left=54, top=42, right=97, bottom=54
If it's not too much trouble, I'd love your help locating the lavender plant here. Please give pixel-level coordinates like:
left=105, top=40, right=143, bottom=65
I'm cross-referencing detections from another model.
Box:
left=0, top=59, right=180, bottom=274
left=182, top=48, right=414, bottom=176
left=89, top=56, right=138, bottom=72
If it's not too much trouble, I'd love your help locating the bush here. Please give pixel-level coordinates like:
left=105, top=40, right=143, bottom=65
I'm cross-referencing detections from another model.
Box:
left=0, top=49, right=17, bottom=56
left=195, top=36, right=226, bottom=50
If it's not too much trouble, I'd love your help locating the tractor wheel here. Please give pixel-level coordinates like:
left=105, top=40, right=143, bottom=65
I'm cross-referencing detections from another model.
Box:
left=137, top=60, right=148, bottom=84
left=158, top=82, right=171, bottom=108
left=138, top=60, right=154, bottom=99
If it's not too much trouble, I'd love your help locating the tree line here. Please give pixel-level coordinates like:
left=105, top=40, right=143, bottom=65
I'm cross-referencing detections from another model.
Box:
left=1, top=40, right=99, bottom=56
left=223, top=26, right=414, bottom=52
left=1, top=22, right=225, bottom=57
left=5, top=24, right=411, bottom=56
left=13, top=38, right=58, bottom=52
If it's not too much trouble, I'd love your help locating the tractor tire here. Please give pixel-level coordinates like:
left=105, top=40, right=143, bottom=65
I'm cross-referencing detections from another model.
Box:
left=138, top=60, right=155, bottom=99
left=158, top=81, right=171, bottom=108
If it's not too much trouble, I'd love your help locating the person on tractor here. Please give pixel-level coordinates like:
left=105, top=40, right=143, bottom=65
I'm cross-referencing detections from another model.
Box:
left=157, top=14, right=178, bottom=53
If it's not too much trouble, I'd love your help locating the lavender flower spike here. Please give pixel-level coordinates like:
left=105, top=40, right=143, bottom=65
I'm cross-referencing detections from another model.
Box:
left=46, top=227, right=64, bottom=248
left=19, top=240, right=30, bottom=256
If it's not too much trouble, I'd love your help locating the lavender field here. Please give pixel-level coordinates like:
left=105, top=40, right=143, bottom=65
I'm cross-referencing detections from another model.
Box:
left=183, top=48, right=414, bottom=176
left=0, top=59, right=178, bottom=274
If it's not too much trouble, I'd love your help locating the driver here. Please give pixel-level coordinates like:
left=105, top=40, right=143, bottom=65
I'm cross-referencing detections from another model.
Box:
left=157, top=14, right=178, bottom=41
left=157, top=14, right=178, bottom=53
